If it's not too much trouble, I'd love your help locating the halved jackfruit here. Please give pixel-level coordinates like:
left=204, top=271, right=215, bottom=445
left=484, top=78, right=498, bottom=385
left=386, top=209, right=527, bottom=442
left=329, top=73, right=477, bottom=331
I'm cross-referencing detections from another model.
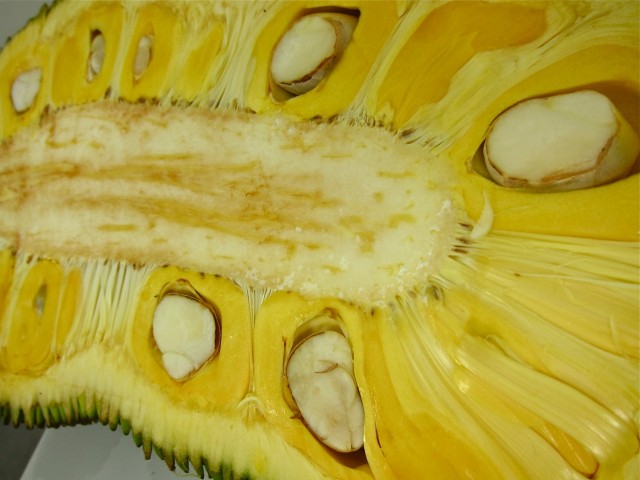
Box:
left=0, top=1, right=638, bottom=479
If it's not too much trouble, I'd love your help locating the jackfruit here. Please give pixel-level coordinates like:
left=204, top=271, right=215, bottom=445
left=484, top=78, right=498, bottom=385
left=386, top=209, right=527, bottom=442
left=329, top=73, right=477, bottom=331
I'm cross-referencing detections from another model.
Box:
left=0, top=1, right=638, bottom=479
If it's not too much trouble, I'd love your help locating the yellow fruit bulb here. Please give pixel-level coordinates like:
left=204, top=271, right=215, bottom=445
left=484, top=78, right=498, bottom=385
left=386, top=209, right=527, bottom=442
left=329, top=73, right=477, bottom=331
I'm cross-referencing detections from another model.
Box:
left=247, top=0, right=400, bottom=118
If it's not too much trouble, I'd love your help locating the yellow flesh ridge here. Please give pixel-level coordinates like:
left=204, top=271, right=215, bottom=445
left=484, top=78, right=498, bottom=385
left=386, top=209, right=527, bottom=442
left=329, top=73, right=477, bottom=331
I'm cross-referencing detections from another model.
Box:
left=0, top=101, right=458, bottom=304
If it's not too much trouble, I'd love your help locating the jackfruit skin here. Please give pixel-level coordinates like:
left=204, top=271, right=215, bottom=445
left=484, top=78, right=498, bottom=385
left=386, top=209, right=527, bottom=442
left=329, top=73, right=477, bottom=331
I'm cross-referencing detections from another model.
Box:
left=0, top=1, right=638, bottom=480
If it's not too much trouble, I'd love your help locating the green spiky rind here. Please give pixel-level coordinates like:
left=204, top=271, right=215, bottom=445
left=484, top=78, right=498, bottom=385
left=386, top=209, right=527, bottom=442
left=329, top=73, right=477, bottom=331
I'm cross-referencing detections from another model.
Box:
left=153, top=443, right=167, bottom=462
left=34, top=404, right=45, bottom=427
left=132, top=429, right=143, bottom=448
left=62, top=397, right=77, bottom=425
left=161, top=446, right=177, bottom=471
left=0, top=398, right=224, bottom=477
left=108, top=405, right=120, bottom=431
left=22, top=404, right=46, bottom=428
left=120, top=417, right=132, bottom=435
left=204, top=459, right=252, bottom=480
left=175, top=450, right=191, bottom=474
left=0, top=401, right=228, bottom=477
left=164, top=451, right=178, bottom=472
left=0, top=403, right=44, bottom=428
left=46, top=402, right=61, bottom=427
left=98, top=397, right=110, bottom=425
left=10, top=402, right=23, bottom=426
left=55, top=404, right=67, bottom=425
left=142, top=433, right=153, bottom=460
left=0, top=393, right=100, bottom=428
left=21, top=404, right=34, bottom=427
left=76, top=393, right=99, bottom=424
left=142, top=436, right=248, bottom=479
left=0, top=394, right=128, bottom=431
left=191, top=455, right=206, bottom=479
left=0, top=399, right=221, bottom=477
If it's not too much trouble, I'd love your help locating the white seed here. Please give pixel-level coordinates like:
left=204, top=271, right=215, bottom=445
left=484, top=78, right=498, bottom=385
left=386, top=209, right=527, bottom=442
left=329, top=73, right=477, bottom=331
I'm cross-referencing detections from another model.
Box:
left=133, top=34, right=153, bottom=79
left=87, top=32, right=106, bottom=82
left=11, top=68, right=42, bottom=114
left=33, top=284, right=47, bottom=317
left=271, top=13, right=357, bottom=96
left=286, top=329, right=364, bottom=452
left=152, top=294, right=216, bottom=381
left=484, top=90, right=640, bottom=192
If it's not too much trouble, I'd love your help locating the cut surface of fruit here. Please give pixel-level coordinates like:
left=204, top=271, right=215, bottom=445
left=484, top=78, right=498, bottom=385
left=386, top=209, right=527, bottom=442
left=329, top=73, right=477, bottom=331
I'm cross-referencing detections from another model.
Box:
left=484, top=90, right=640, bottom=191
left=0, top=1, right=637, bottom=480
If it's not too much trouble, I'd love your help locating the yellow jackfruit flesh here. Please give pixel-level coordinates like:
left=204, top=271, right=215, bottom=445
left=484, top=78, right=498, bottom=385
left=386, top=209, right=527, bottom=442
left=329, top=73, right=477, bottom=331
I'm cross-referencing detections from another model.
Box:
left=0, top=1, right=638, bottom=479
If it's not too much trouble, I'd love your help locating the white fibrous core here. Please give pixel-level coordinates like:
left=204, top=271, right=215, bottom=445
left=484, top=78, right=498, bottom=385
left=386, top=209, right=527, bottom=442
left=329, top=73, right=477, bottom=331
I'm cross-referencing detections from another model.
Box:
left=0, top=102, right=460, bottom=304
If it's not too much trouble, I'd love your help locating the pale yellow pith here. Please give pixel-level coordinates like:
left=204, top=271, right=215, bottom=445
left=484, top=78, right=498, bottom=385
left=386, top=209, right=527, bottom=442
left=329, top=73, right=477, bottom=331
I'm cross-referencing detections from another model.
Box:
left=0, top=101, right=459, bottom=303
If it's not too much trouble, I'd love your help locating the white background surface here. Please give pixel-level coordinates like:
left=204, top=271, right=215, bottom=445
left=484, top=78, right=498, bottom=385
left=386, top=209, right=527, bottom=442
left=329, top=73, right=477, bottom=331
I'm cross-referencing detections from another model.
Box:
left=0, top=0, right=47, bottom=47
left=0, top=2, right=185, bottom=479
left=21, top=424, right=185, bottom=480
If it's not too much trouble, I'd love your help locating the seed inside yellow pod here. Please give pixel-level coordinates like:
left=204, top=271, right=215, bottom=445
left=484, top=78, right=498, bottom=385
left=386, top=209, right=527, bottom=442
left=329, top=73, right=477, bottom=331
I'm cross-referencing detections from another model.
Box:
left=270, top=13, right=357, bottom=96
left=87, top=31, right=105, bottom=82
left=11, top=68, right=42, bottom=113
left=484, top=90, right=640, bottom=192
left=286, top=323, right=364, bottom=453
left=133, top=34, right=153, bottom=80
left=152, top=294, right=217, bottom=381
